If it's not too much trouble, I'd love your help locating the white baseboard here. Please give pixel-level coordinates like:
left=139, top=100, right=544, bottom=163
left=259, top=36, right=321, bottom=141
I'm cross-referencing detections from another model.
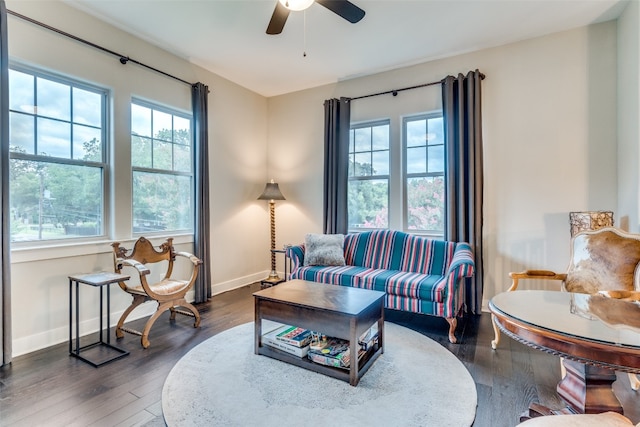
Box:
left=12, top=272, right=275, bottom=357
left=13, top=302, right=158, bottom=357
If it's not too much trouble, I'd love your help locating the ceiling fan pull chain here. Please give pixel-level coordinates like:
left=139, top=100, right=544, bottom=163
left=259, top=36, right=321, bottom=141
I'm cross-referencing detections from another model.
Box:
left=303, top=10, right=307, bottom=57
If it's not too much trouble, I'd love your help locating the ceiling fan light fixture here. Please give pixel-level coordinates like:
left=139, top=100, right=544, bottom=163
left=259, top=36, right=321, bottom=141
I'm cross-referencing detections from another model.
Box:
left=278, top=0, right=314, bottom=11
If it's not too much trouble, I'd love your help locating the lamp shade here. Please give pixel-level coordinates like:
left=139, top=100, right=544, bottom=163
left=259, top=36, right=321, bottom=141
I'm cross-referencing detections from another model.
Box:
left=258, top=181, right=285, bottom=201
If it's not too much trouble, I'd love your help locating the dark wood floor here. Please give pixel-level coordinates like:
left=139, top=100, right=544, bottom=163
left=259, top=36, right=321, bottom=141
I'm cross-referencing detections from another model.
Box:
left=1, top=282, right=638, bottom=427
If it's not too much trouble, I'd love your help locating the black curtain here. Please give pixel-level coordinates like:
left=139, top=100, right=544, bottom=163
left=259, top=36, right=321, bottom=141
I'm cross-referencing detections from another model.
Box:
left=0, top=0, right=10, bottom=366
left=323, top=97, right=350, bottom=234
left=192, top=82, right=211, bottom=304
left=442, top=70, right=484, bottom=314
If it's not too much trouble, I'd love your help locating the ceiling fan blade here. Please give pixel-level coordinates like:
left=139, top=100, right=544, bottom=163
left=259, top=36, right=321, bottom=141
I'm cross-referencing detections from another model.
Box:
left=266, top=2, right=290, bottom=35
left=316, top=0, right=365, bottom=23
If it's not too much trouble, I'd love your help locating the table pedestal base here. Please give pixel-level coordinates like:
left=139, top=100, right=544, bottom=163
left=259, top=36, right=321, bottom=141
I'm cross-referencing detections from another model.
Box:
left=557, top=360, right=622, bottom=414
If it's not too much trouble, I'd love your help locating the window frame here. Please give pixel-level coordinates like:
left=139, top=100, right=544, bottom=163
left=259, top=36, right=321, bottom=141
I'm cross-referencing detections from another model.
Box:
left=402, top=111, right=445, bottom=238
left=130, top=98, right=195, bottom=236
left=8, top=63, right=110, bottom=246
left=347, top=119, right=391, bottom=232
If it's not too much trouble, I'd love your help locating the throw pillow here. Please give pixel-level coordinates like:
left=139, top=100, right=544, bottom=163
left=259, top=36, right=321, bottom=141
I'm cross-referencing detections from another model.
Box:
left=303, top=233, right=345, bottom=267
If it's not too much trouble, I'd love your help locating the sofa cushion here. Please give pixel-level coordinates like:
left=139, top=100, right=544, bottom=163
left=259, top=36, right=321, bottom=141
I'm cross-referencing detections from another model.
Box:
left=291, top=265, right=448, bottom=302
left=303, top=233, right=346, bottom=267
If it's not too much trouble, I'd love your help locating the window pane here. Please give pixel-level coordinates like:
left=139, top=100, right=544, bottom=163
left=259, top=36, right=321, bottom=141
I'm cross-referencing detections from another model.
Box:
left=153, top=140, right=172, bottom=170
left=406, top=176, right=444, bottom=232
left=427, top=117, right=443, bottom=146
left=348, top=179, right=388, bottom=229
left=131, top=104, right=151, bottom=137
left=174, top=116, right=191, bottom=145
left=132, top=136, right=152, bottom=168
left=37, top=118, right=71, bottom=158
left=406, top=119, right=426, bottom=148
left=133, top=172, right=192, bottom=232
left=9, top=70, right=34, bottom=113
left=153, top=110, right=173, bottom=141
left=174, top=144, right=191, bottom=172
left=354, top=152, right=371, bottom=176
left=354, top=127, right=371, bottom=152
left=73, top=125, right=101, bottom=161
left=37, top=78, right=70, bottom=121
left=10, top=112, right=34, bottom=154
left=73, top=88, right=102, bottom=127
left=372, top=151, right=389, bottom=175
left=371, top=124, right=389, bottom=150
left=10, top=160, right=103, bottom=242
left=406, top=146, right=426, bottom=174
left=428, top=145, right=444, bottom=173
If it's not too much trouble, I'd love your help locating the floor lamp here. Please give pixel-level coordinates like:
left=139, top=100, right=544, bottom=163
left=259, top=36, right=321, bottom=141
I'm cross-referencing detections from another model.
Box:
left=258, top=180, right=286, bottom=285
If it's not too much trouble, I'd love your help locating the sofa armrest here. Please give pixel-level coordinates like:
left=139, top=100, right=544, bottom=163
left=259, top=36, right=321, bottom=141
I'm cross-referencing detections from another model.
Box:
left=447, top=242, right=475, bottom=279
left=438, top=242, right=475, bottom=319
left=286, top=244, right=305, bottom=273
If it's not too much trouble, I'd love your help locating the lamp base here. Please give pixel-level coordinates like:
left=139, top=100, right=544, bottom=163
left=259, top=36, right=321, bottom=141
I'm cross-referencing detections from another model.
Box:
left=260, top=273, right=286, bottom=289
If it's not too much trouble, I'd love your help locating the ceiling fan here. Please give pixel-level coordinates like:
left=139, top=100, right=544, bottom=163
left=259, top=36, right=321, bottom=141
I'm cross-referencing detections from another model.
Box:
left=267, top=0, right=365, bottom=35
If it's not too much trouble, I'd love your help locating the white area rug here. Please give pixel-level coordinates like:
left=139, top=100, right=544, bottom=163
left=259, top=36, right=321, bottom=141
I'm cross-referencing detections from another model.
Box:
left=162, top=322, right=477, bottom=427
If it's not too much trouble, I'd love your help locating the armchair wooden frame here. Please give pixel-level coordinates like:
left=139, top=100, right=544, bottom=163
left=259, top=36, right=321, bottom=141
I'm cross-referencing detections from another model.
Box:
left=491, top=228, right=640, bottom=392
left=112, top=237, right=203, bottom=348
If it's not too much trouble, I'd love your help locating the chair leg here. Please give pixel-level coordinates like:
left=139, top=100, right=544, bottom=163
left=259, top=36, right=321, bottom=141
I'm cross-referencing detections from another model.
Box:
left=491, top=313, right=501, bottom=350
left=180, top=301, right=201, bottom=328
left=140, top=301, right=173, bottom=349
left=630, top=373, right=640, bottom=391
left=116, top=294, right=146, bottom=339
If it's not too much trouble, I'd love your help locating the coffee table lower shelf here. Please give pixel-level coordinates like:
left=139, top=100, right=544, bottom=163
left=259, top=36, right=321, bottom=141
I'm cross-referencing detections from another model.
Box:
left=256, top=341, right=382, bottom=384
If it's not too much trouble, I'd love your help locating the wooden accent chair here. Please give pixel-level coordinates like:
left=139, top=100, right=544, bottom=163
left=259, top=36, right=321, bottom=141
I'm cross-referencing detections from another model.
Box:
left=491, top=227, right=640, bottom=391
left=112, top=237, right=202, bottom=348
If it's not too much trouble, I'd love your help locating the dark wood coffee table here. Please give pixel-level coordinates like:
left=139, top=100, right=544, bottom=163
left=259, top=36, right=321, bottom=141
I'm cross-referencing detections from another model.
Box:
left=254, top=279, right=385, bottom=386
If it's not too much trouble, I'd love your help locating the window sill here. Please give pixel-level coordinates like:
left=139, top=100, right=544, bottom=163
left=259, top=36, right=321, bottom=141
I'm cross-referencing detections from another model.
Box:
left=10, top=234, right=194, bottom=264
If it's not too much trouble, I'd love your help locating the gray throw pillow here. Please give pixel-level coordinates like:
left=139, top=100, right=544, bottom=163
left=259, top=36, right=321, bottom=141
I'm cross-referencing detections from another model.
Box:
left=303, top=233, right=345, bottom=267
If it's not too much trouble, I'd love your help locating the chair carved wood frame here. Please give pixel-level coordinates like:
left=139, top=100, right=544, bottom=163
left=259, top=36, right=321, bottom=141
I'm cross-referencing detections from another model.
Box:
left=491, top=227, right=640, bottom=391
left=112, top=237, right=203, bottom=348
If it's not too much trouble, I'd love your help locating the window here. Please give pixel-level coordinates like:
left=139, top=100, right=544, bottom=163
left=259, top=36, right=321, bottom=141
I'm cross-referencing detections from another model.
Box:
left=404, top=113, right=445, bottom=235
left=131, top=100, right=193, bottom=234
left=348, top=121, right=390, bottom=229
left=347, top=112, right=445, bottom=237
left=9, top=66, right=107, bottom=242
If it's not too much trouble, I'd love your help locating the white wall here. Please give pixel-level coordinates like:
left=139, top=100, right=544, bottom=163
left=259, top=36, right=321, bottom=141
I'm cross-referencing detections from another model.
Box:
left=269, top=21, right=618, bottom=310
left=7, top=0, right=270, bottom=356
left=617, top=0, right=640, bottom=232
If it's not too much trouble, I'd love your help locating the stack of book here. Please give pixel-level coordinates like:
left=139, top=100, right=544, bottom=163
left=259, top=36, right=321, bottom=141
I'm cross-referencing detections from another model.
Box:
left=262, top=324, right=312, bottom=357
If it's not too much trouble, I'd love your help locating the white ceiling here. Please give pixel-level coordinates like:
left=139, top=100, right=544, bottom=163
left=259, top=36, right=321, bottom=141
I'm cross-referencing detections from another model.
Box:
left=63, top=0, right=627, bottom=97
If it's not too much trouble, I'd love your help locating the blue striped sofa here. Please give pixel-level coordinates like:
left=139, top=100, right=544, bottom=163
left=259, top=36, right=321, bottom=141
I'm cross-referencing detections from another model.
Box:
left=286, top=230, right=475, bottom=343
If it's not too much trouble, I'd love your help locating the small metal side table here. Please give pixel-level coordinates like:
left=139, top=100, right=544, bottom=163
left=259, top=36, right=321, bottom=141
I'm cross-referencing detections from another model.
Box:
left=69, top=272, right=131, bottom=367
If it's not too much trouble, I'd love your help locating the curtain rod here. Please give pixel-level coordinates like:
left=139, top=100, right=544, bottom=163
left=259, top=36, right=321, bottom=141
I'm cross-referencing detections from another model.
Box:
left=349, top=80, right=441, bottom=101
left=7, top=9, right=195, bottom=87
left=348, top=72, right=485, bottom=101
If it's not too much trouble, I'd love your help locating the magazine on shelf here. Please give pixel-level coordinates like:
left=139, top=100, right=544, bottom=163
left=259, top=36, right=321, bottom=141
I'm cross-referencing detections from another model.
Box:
left=307, top=324, right=379, bottom=369
left=275, top=325, right=312, bottom=347
left=262, top=325, right=309, bottom=357
left=308, top=337, right=351, bottom=368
